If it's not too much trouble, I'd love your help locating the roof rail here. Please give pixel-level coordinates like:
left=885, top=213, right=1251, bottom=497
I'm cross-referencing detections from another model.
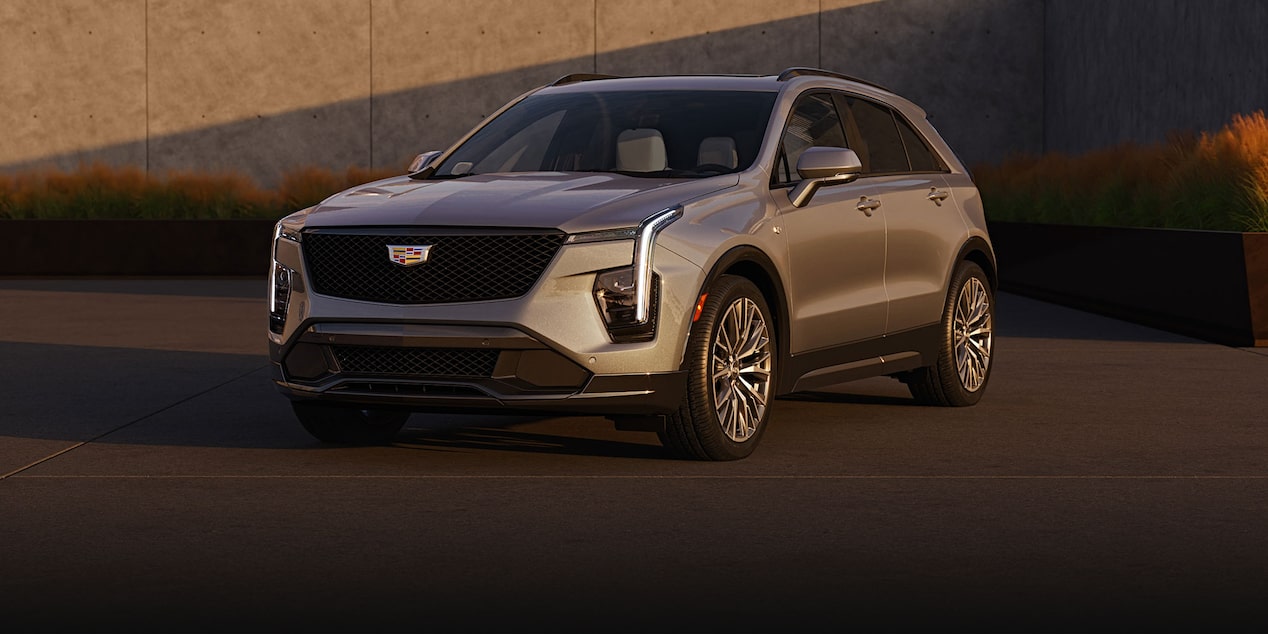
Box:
left=776, top=67, right=892, bottom=92
left=550, top=73, right=622, bottom=86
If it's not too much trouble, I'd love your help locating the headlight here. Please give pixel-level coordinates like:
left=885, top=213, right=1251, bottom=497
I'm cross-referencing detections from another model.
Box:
left=594, top=267, right=662, bottom=342
left=269, top=220, right=301, bottom=336
left=269, top=262, right=293, bottom=335
left=589, top=207, right=681, bottom=342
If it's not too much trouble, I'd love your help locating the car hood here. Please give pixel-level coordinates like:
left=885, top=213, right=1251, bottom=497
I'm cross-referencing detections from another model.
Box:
left=301, top=172, right=740, bottom=233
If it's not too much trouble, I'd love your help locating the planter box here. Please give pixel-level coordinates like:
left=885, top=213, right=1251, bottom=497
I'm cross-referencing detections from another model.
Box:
left=988, top=221, right=1268, bottom=347
left=0, top=219, right=275, bottom=276
left=3, top=218, right=1265, bottom=347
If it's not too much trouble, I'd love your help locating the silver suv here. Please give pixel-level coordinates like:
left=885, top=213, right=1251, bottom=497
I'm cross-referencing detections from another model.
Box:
left=268, top=68, right=996, bottom=460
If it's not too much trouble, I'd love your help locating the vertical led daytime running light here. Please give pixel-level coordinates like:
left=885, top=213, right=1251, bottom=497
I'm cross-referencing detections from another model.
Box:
left=270, top=221, right=300, bottom=336
left=632, top=207, right=682, bottom=324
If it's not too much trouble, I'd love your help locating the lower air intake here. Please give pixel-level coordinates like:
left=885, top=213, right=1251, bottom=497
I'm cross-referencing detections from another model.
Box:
left=332, top=346, right=499, bottom=378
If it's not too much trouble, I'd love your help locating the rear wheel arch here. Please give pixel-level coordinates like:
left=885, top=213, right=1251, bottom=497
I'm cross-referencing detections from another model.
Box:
left=956, top=236, right=997, bottom=291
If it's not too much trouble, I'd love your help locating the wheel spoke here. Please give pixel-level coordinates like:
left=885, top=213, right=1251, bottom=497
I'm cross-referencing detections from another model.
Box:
left=729, top=303, right=746, bottom=347
left=716, top=319, right=734, bottom=356
left=732, top=388, right=750, bottom=440
left=716, top=383, right=735, bottom=438
left=738, top=365, right=770, bottom=382
left=738, top=377, right=768, bottom=411
left=736, top=329, right=767, bottom=361
left=968, top=336, right=990, bottom=359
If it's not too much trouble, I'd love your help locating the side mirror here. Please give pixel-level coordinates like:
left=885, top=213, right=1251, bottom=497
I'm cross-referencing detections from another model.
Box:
left=788, top=147, right=862, bottom=207
left=407, top=151, right=443, bottom=178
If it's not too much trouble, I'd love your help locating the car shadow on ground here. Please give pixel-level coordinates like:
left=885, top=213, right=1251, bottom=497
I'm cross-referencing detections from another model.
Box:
left=778, top=391, right=917, bottom=406
left=392, top=424, right=667, bottom=459
left=0, top=337, right=921, bottom=460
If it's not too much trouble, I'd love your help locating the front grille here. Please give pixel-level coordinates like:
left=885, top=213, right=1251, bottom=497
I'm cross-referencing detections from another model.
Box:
left=331, top=382, right=488, bottom=398
left=332, top=346, right=499, bottom=378
left=303, top=231, right=566, bottom=304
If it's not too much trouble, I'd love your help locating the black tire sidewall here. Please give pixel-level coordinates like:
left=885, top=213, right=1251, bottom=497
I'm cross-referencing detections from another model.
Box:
left=683, top=275, right=777, bottom=460
left=938, top=263, right=994, bottom=405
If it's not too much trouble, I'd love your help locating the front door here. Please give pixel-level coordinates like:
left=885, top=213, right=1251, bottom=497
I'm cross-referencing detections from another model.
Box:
left=771, top=91, right=887, bottom=354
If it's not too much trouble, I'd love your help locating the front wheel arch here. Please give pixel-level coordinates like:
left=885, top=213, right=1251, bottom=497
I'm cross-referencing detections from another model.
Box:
left=661, top=275, right=777, bottom=460
left=683, top=245, right=791, bottom=392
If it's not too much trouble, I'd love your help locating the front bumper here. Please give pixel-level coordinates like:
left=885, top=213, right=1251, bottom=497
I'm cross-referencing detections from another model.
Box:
left=271, top=321, right=686, bottom=415
left=268, top=225, right=705, bottom=416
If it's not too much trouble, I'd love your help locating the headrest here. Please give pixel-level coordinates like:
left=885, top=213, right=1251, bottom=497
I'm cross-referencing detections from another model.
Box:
left=616, top=128, right=668, bottom=172
left=697, top=136, right=738, bottom=169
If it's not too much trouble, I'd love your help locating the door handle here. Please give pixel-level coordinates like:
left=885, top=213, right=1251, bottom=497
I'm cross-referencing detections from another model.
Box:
left=856, top=196, right=881, bottom=216
left=927, top=188, right=950, bottom=206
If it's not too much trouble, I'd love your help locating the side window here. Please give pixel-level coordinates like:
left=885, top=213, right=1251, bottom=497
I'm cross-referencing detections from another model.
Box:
left=842, top=97, right=908, bottom=174
left=773, top=92, right=848, bottom=185
left=895, top=116, right=944, bottom=173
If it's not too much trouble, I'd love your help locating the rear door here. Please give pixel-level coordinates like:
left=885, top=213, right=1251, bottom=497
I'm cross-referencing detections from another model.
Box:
left=836, top=94, right=963, bottom=335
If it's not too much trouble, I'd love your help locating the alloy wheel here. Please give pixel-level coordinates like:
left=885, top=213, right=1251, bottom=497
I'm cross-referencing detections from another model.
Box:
left=711, top=297, right=773, bottom=442
left=953, top=277, right=993, bottom=392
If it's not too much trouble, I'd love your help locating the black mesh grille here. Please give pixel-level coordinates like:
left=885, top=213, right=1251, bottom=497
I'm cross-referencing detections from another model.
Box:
left=303, top=231, right=566, bottom=304
left=332, top=346, right=499, bottom=378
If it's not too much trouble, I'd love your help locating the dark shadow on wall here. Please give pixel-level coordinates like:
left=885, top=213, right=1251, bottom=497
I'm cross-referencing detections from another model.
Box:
left=1044, top=0, right=1268, bottom=155
left=1, top=2, right=1044, bottom=186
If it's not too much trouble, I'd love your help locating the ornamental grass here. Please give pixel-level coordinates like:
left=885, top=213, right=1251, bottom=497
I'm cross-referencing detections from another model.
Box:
left=6, top=113, right=1268, bottom=232
left=976, top=111, right=1268, bottom=232
left=0, top=164, right=397, bottom=220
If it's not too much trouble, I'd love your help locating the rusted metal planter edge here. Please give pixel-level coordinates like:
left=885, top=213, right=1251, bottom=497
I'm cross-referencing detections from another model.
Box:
left=2, top=219, right=1265, bottom=347
left=989, top=221, right=1267, bottom=347
left=0, top=219, right=274, bottom=277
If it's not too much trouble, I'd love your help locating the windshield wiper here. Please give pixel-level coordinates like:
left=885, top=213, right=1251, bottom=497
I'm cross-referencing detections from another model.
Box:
left=573, top=168, right=718, bottom=179
left=427, top=172, right=478, bottom=180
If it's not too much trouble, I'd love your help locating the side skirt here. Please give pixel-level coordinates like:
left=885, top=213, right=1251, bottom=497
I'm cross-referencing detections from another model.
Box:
left=778, top=323, right=941, bottom=394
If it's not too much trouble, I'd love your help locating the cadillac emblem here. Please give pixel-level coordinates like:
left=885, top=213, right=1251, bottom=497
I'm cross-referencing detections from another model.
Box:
left=387, top=244, right=432, bottom=267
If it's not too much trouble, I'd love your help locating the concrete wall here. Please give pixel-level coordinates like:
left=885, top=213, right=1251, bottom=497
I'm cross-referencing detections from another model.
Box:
left=1, top=1, right=148, bottom=171
left=371, top=0, right=595, bottom=172
left=147, top=0, right=372, bottom=179
left=822, top=0, right=1044, bottom=173
left=1044, top=0, right=1268, bottom=155
left=3, top=0, right=1043, bottom=186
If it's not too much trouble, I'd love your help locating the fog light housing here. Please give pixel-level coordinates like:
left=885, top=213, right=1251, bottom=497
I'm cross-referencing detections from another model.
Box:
left=594, top=267, right=659, bottom=342
left=269, top=262, right=293, bottom=335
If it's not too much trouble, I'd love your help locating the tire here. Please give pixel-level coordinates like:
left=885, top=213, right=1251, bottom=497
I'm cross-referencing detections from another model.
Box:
left=660, top=275, right=777, bottom=461
left=906, top=261, right=995, bottom=406
left=291, top=402, right=409, bottom=445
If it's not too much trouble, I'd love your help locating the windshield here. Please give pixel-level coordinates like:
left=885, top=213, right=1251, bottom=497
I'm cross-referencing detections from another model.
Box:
left=431, top=90, right=777, bottom=179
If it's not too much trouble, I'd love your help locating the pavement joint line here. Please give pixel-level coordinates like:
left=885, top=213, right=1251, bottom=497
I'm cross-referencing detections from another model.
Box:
left=0, top=364, right=270, bottom=481
left=10, top=474, right=1268, bottom=480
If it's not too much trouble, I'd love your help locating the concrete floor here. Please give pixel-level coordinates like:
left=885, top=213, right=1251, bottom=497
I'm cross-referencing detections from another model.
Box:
left=1, top=279, right=1265, bottom=632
